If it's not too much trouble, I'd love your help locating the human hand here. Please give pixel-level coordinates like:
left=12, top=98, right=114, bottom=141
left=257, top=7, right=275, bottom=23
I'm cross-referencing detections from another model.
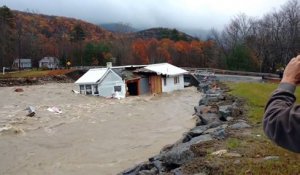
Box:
left=281, top=55, right=300, bottom=85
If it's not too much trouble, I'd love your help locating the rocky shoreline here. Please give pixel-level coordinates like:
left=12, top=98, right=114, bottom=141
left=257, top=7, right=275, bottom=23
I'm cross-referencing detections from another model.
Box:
left=119, top=79, right=251, bottom=175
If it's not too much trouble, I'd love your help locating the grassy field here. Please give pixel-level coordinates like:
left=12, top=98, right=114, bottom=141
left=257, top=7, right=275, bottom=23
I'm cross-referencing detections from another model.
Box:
left=0, top=69, right=75, bottom=78
left=184, top=82, right=300, bottom=174
left=228, top=82, right=300, bottom=124
left=220, top=82, right=300, bottom=174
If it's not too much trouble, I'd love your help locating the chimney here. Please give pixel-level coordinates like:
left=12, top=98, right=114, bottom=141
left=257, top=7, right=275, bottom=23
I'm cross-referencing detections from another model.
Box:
left=106, top=62, right=112, bottom=68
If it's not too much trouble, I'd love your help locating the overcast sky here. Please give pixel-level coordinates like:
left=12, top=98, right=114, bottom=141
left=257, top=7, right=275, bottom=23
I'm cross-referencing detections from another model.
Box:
left=1, top=0, right=288, bottom=30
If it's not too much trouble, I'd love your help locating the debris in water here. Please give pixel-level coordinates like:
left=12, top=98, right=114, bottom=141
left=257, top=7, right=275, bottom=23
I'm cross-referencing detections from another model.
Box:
left=112, top=91, right=121, bottom=100
left=47, top=106, right=62, bottom=114
left=14, top=88, right=24, bottom=92
left=72, top=89, right=80, bottom=94
left=26, top=106, right=35, bottom=117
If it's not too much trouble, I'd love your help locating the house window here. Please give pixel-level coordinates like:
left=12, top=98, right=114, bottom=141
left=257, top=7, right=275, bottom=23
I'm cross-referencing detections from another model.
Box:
left=93, top=85, right=99, bottom=95
left=163, top=78, right=167, bottom=86
left=86, top=85, right=92, bottom=95
left=114, top=86, right=122, bottom=92
left=80, top=85, right=85, bottom=94
left=174, top=76, right=180, bottom=84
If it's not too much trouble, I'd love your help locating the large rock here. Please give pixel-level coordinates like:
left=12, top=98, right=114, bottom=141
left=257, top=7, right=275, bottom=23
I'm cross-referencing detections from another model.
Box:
left=120, top=162, right=156, bottom=175
left=204, top=124, right=228, bottom=139
left=182, top=125, right=210, bottom=143
left=189, top=125, right=209, bottom=137
left=219, top=105, right=232, bottom=121
left=197, top=113, right=220, bottom=126
left=194, top=105, right=219, bottom=115
left=199, top=96, right=208, bottom=106
left=230, top=122, right=251, bottom=129
left=194, top=105, right=208, bottom=115
left=160, top=135, right=213, bottom=166
left=121, top=164, right=143, bottom=175
left=137, top=168, right=158, bottom=175
left=199, top=95, right=220, bottom=106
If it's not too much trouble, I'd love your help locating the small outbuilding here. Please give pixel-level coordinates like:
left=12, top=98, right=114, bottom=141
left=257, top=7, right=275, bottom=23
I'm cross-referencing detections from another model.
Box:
left=12, top=58, right=32, bottom=69
left=75, top=68, right=126, bottom=98
left=39, top=57, right=60, bottom=69
left=135, top=63, right=188, bottom=94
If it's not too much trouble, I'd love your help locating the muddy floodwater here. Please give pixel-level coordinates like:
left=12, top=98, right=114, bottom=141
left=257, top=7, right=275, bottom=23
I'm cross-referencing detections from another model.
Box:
left=0, top=83, right=199, bottom=175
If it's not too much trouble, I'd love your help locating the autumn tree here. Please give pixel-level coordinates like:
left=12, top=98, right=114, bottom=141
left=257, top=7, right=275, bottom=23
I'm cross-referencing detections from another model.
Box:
left=70, top=24, right=86, bottom=66
left=132, top=39, right=149, bottom=64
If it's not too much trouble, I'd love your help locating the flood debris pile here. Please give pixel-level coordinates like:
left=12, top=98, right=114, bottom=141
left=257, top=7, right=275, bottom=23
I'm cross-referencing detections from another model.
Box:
left=119, top=75, right=250, bottom=175
left=0, top=75, right=73, bottom=87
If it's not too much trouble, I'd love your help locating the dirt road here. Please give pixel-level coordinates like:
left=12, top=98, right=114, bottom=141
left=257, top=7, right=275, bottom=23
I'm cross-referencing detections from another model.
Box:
left=0, top=83, right=199, bottom=175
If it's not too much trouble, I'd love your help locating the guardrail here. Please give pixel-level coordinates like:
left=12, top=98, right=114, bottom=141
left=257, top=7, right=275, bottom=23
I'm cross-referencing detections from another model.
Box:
left=71, top=66, right=105, bottom=70
left=181, top=67, right=279, bottom=78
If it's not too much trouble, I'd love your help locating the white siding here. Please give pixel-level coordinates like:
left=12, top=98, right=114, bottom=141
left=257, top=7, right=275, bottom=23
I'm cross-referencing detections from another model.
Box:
left=162, top=75, right=184, bottom=93
left=98, top=70, right=126, bottom=98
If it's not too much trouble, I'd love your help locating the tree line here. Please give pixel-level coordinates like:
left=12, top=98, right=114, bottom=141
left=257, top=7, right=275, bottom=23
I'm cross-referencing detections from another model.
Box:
left=211, top=0, right=300, bottom=72
left=1, top=0, right=298, bottom=72
left=0, top=6, right=220, bottom=69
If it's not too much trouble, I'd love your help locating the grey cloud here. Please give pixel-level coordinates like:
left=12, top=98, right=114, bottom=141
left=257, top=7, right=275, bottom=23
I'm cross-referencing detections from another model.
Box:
left=1, top=0, right=288, bottom=30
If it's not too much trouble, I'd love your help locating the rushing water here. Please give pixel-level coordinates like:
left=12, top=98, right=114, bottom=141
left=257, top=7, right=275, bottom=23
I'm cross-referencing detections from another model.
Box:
left=0, top=83, right=199, bottom=175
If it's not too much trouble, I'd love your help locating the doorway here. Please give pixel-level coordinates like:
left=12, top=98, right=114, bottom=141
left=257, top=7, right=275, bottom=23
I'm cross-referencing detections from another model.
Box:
left=127, top=80, right=139, bottom=96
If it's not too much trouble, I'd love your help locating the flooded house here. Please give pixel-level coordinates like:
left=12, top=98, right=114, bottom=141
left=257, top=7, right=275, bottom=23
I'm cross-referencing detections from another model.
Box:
left=74, top=63, right=188, bottom=98
left=75, top=68, right=126, bottom=98
left=134, top=63, right=188, bottom=94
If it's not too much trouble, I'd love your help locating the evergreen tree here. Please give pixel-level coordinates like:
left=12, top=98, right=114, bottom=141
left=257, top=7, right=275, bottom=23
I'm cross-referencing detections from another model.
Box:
left=0, top=6, right=15, bottom=68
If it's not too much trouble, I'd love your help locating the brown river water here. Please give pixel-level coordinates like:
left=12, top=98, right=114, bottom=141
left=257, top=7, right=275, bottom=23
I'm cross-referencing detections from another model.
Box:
left=0, top=83, right=199, bottom=175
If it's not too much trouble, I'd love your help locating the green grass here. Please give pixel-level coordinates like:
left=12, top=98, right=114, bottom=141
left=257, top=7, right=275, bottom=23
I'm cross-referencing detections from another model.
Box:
left=219, top=82, right=300, bottom=174
left=226, top=138, right=241, bottom=150
left=227, top=82, right=300, bottom=124
left=183, top=82, right=300, bottom=174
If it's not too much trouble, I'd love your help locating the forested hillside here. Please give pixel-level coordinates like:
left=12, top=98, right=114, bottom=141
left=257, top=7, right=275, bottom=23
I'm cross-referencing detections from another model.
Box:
left=0, top=7, right=114, bottom=68
left=134, top=28, right=197, bottom=41
left=1, top=0, right=299, bottom=72
left=0, top=6, right=219, bottom=69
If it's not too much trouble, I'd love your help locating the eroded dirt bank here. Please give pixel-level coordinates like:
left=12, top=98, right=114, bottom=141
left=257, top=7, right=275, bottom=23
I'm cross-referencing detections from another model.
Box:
left=0, top=83, right=199, bottom=175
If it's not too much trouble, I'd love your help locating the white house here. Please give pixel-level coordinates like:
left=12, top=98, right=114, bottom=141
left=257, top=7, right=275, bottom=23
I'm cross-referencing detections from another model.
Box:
left=12, top=59, right=32, bottom=69
left=135, top=63, right=188, bottom=94
left=39, top=57, right=59, bottom=69
left=75, top=68, right=126, bottom=98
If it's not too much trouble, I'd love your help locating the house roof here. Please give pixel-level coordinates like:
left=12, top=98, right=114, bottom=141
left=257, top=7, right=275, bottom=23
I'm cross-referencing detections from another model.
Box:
left=39, top=57, right=59, bottom=63
left=136, top=63, right=188, bottom=76
left=14, top=59, right=31, bottom=63
left=113, top=68, right=141, bottom=80
left=75, top=68, right=108, bottom=84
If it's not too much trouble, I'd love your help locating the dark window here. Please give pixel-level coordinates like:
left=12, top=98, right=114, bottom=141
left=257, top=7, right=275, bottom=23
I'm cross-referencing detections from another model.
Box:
left=86, top=85, right=92, bottom=95
left=80, top=85, right=85, bottom=94
left=174, top=76, right=180, bottom=84
left=164, top=78, right=167, bottom=86
left=114, top=86, right=121, bottom=92
left=93, top=85, right=98, bottom=94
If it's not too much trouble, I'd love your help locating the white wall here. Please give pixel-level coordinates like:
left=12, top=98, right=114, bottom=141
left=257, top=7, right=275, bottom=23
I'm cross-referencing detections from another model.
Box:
left=162, top=75, right=184, bottom=93
left=98, top=70, right=126, bottom=98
